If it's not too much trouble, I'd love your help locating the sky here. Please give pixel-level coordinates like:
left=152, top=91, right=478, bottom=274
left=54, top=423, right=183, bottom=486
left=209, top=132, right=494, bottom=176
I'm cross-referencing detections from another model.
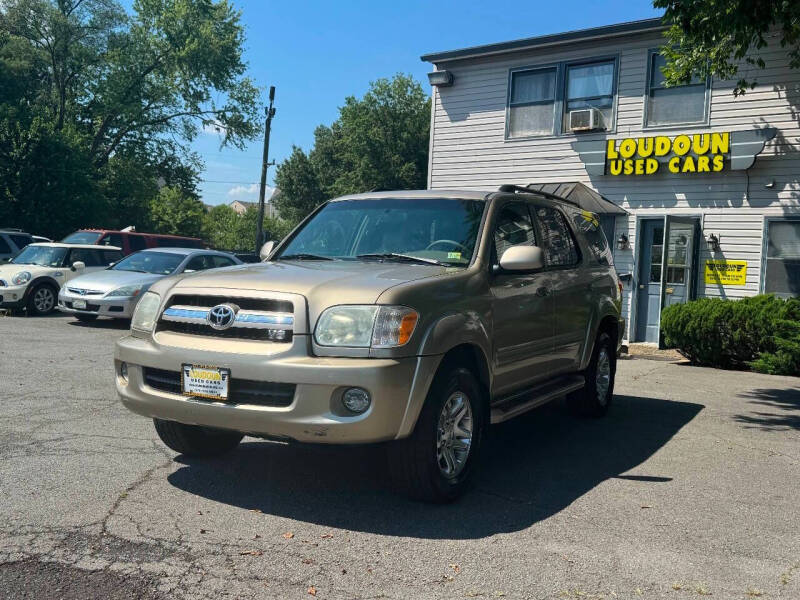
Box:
left=188, top=0, right=662, bottom=206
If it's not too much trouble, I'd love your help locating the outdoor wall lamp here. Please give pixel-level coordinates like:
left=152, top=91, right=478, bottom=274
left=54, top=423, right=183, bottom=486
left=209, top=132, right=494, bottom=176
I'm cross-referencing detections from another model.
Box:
left=616, top=233, right=629, bottom=250
left=427, top=70, right=454, bottom=87
left=707, top=233, right=721, bottom=253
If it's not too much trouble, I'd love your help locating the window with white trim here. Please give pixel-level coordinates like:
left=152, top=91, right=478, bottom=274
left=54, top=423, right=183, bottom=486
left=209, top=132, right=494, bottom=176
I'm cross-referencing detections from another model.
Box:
left=563, top=60, right=615, bottom=130
left=765, top=220, right=800, bottom=298
left=508, top=68, right=557, bottom=138
left=646, top=52, right=708, bottom=127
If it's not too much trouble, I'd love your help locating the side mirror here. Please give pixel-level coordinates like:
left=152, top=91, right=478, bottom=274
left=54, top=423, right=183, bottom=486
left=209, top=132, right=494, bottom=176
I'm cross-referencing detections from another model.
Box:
left=259, top=240, right=275, bottom=261
left=71, top=261, right=86, bottom=272
left=498, top=245, right=544, bottom=272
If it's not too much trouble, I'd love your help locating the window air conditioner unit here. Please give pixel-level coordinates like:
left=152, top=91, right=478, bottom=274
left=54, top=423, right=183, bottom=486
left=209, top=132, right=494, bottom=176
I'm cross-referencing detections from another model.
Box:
left=569, top=107, right=605, bottom=132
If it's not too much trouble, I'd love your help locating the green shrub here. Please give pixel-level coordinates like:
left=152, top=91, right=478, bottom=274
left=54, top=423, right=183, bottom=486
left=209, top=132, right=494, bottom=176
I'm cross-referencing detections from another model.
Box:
left=661, top=295, right=800, bottom=376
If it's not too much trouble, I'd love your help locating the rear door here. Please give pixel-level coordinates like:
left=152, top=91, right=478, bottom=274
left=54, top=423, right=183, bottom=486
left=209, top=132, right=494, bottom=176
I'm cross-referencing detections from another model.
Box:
left=489, top=201, right=556, bottom=395
left=530, top=203, right=591, bottom=374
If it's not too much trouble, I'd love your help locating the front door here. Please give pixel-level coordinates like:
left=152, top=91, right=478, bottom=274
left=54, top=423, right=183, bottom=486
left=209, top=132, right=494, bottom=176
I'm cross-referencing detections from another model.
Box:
left=636, top=220, right=664, bottom=343
left=490, top=202, right=555, bottom=395
left=661, top=216, right=699, bottom=309
left=635, top=217, right=700, bottom=343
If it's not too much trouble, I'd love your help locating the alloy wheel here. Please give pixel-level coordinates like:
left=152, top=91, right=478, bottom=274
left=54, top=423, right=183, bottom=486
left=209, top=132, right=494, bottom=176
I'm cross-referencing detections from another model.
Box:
left=436, top=391, right=473, bottom=478
left=34, top=287, right=55, bottom=313
left=596, top=347, right=612, bottom=405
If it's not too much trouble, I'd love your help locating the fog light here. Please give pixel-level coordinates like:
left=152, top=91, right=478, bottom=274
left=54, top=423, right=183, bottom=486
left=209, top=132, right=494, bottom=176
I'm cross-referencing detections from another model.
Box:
left=342, top=387, right=371, bottom=414
left=119, top=362, right=128, bottom=383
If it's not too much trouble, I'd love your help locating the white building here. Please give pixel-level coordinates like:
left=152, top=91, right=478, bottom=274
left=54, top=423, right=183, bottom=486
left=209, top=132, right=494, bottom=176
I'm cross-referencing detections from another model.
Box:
left=422, top=18, right=799, bottom=343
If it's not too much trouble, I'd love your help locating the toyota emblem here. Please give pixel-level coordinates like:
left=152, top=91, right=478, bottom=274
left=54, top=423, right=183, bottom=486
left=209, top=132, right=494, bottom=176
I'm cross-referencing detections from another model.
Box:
left=207, top=303, right=238, bottom=330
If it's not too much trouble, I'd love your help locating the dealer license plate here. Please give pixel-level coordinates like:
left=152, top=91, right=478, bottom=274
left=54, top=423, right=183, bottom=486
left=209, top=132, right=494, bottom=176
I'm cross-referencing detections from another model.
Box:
left=73, top=299, right=87, bottom=309
left=181, top=364, right=230, bottom=400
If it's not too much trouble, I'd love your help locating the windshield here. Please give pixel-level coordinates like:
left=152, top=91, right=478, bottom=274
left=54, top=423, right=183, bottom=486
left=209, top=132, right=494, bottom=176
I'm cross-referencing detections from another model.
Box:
left=62, top=231, right=102, bottom=244
left=277, top=198, right=485, bottom=266
left=11, top=245, right=67, bottom=267
left=112, top=251, right=184, bottom=275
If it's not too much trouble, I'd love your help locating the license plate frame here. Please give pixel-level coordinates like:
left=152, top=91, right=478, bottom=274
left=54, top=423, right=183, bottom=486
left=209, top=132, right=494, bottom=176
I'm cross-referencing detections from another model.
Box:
left=181, top=364, right=230, bottom=400
left=73, top=299, right=87, bottom=310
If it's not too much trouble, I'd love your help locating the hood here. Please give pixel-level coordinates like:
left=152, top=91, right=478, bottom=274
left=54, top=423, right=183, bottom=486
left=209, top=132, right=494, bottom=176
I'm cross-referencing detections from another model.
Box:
left=0, top=263, right=63, bottom=281
left=67, top=269, right=164, bottom=293
left=171, top=260, right=452, bottom=307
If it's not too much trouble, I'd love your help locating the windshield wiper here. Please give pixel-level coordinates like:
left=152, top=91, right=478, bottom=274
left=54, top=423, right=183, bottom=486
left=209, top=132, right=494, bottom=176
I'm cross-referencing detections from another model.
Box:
left=278, top=253, right=334, bottom=261
left=356, top=253, right=447, bottom=266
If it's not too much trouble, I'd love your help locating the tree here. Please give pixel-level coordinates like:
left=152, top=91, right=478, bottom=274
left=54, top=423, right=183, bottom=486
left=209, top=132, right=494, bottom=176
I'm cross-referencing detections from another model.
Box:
left=203, top=204, right=293, bottom=252
left=274, top=74, right=430, bottom=226
left=0, top=0, right=261, bottom=238
left=149, top=186, right=206, bottom=238
left=654, top=0, right=800, bottom=95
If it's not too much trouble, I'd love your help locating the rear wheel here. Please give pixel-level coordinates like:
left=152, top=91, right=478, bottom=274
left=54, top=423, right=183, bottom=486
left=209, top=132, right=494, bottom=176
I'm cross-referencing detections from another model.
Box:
left=388, top=365, right=485, bottom=503
left=153, top=418, right=243, bottom=457
left=27, top=284, right=56, bottom=316
left=75, top=313, right=98, bottom=323
left=567, top=332, right=616, bottom=417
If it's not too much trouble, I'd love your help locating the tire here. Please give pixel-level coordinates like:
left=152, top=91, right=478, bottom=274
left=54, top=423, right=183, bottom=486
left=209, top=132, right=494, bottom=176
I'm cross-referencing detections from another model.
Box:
left=26, top=284, right=57, bottom=316
left=75, top=314, right=98, bottom=323
left=388, top=365, right=486, bottom=503
left=153, top=418, right=243, bottom=457
left=567, top=331, right=616, bottom=417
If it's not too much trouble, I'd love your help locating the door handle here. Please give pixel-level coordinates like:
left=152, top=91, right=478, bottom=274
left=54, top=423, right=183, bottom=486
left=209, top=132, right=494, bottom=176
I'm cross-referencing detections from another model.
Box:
left=536, top=286, right=550, bottom=297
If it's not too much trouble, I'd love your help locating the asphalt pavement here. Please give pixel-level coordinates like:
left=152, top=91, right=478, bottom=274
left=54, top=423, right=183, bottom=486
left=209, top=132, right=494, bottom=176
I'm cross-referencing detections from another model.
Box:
left=1, top=313, right=799, bottom=599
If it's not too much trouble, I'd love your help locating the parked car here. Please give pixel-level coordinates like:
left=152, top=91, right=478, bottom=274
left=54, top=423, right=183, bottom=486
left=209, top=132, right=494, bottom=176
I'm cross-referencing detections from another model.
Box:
left=0, top=229, right=34, bottom=264
left=61, top=229, right=205, bottom=256
left=58, top=248, right=242, bottom=322
left=0, top=243, right=122, bottom=315
left=115, top=187, right=623, bottom=502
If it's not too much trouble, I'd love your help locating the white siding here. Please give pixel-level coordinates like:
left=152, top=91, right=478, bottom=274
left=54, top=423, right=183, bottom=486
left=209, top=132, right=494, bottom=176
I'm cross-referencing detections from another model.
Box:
left=427, top=29, right=800, bottom=340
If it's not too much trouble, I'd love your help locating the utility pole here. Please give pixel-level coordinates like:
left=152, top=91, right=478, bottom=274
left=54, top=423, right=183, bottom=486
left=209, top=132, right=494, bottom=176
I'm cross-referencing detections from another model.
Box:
left=255, top=86, right=276, bottom=253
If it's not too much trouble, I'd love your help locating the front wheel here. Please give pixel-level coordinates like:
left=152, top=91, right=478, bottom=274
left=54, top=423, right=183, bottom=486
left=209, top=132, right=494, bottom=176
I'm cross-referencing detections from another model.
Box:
left=388, top=365, right=485, bottom=503
left=153, top=418, right=243, bottom=457
left=27, top=284, right=57, bottom=316
left=567, top=332, right=616, bottom=417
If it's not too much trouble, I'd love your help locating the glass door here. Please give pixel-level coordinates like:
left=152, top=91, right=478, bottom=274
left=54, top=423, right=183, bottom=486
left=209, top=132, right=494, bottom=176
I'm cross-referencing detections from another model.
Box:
left=660, top=216, right=700, bottom=310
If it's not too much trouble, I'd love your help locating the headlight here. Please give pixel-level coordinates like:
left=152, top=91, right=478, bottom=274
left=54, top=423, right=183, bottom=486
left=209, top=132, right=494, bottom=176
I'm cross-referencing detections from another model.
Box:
left=107, top=284, right=143, bottom=298
left=131, top=291, right=161, bottom=332
left=12, top=271, right=31, bottom=285
left=315, top=305, right=418, bottom=348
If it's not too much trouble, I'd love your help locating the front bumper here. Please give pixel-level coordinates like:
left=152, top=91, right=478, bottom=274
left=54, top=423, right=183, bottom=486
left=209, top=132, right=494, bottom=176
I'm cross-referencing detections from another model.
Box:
left=0, top=284, right=28, bottom=308
left=115, top=334, right=442, bottom=444
left=58, top=289, right=137, bottom=318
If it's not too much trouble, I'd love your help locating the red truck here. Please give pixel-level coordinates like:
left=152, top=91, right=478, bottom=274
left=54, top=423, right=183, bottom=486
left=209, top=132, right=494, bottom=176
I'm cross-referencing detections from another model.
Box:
left=61, top=229, right=205, bottom=256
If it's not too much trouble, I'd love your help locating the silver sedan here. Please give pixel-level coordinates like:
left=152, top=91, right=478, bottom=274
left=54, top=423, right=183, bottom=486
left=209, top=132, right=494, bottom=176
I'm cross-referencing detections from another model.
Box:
left=57, top=248, right=242, bottom=321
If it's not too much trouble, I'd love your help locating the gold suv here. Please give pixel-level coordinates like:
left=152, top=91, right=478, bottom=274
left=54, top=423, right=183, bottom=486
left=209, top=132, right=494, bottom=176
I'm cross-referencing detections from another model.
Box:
left=115, top=187, right=624, bottom=502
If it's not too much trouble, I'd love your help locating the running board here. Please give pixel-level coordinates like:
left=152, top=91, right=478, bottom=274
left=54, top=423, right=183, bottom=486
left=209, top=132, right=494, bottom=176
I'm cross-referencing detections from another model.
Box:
left=490, top=375, right=585, bottom=424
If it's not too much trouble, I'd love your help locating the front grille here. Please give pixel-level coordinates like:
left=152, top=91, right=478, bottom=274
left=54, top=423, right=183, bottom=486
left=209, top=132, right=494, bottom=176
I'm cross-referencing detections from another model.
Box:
left=158, top=321, right=293, bottom=342
left=167, top=294, right=292, bottom=314
left=142, top=367, right=295, bottom=407
left=67, top=287, right=104, bottom=296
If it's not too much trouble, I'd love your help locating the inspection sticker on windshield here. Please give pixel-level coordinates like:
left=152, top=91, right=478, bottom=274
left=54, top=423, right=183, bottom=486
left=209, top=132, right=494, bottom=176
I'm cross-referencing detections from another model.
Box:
left=447, top=252, right=461, bottom=260
left=181, top=364, right=230, bottom=400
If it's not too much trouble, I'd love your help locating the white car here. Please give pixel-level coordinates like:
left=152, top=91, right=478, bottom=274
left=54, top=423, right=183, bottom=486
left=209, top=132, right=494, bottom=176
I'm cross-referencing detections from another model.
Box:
left=0, top=243, right=122, bottom=315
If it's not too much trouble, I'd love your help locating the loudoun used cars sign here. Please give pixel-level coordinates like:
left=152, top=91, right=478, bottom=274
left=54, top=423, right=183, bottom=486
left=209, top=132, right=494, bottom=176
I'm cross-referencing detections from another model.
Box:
left=572, top=128, right=776, bottom=177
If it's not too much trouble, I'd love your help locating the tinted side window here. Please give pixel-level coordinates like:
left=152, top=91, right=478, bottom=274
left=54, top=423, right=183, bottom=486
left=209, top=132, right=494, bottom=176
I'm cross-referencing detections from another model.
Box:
left=493, top=203, right=537, bottom=260
left=100, top=233, right=124, bottom=248
left=68, top=248, right=102, bottom=266
left=571, top=210, right=613, bottom=266
left=0, top=236, right=10, bottom=253
left=212, top=255, right=235, bottom=268
left=535, top=206, right=579, bottom=268
left=185, top=255, right=212, bottom=271
left=129, top=235, right=147, bottom=251
left=102, top=250, right=123, bottom=265
left=10, top=234, right=32, bottom=250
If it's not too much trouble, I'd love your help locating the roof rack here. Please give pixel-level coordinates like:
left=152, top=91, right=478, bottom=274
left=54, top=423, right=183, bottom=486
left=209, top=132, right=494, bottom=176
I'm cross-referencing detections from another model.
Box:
left=495, top=184, right=581, bottom=208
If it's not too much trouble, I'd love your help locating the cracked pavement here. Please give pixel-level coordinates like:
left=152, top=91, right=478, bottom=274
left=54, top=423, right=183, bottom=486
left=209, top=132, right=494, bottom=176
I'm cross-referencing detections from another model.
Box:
left=1, top=313, right=799, bottom=599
